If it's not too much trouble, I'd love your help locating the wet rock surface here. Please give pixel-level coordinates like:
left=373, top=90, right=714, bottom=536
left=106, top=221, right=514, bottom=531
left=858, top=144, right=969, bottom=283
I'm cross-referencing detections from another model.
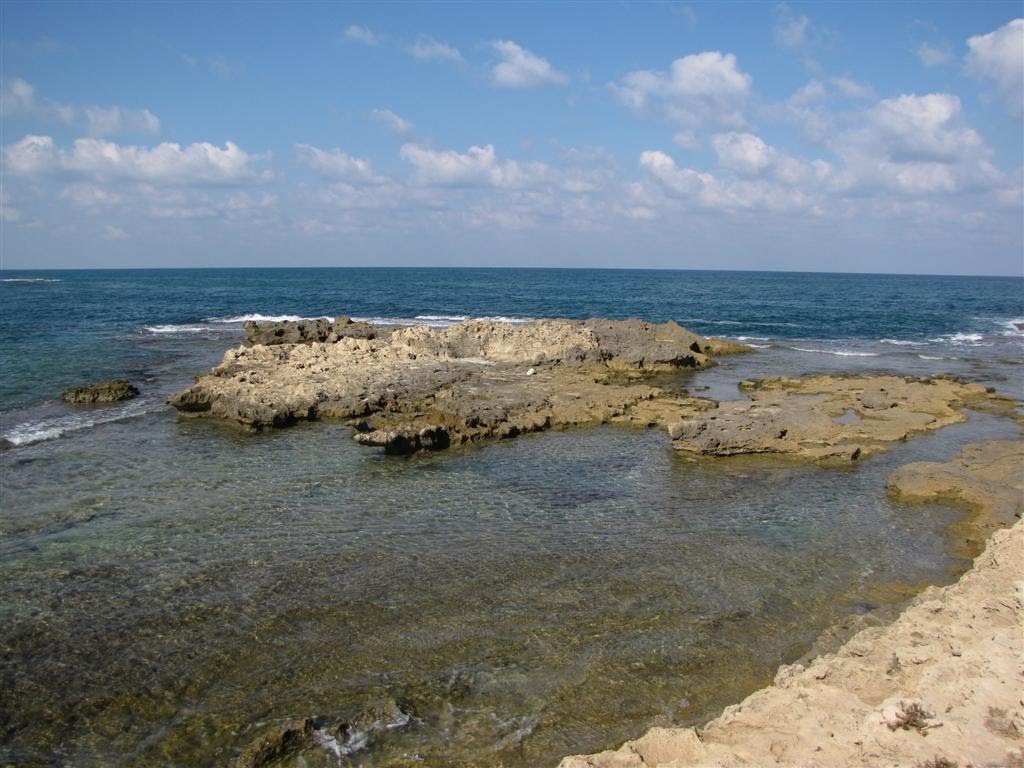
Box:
left=234, top=699, right=414, bottom=767
left=169, top=317, right=746, bottom=452
left=61, top=379, right=139, bottom=404
left=243, top=316, right=381, bottom=346
left=669, top=374, right=1017, bottom=463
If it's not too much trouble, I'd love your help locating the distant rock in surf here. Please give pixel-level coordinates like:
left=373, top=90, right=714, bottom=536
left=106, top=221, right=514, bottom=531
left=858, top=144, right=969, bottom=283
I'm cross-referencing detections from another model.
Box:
left=243, top=315, right=380, bottom=346
left=61, top=379, right=139, bottom=404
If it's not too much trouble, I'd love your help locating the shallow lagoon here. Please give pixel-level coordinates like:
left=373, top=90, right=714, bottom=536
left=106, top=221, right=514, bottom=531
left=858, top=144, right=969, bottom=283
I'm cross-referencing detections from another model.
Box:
left=2, top=404, right=1020, bottom=765
left=1, top=268, right=1021, bottom=765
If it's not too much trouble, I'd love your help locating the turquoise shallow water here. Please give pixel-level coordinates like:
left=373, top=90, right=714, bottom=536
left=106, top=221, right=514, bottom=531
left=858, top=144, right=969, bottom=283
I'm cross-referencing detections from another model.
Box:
left=0, top=268, right=1022, bottom=766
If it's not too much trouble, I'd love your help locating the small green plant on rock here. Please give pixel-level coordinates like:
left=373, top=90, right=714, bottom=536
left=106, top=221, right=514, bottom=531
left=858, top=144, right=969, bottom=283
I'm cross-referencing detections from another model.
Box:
left=889, top=701, right=934, bottom=732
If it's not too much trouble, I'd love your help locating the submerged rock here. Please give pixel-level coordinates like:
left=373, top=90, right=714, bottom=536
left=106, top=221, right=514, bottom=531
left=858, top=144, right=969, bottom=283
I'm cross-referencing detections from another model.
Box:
left=61, top=379, right=139, bottom=404
left=233, top=700, right=412, bottom=767
left=235, top=718, right=315, bottom=768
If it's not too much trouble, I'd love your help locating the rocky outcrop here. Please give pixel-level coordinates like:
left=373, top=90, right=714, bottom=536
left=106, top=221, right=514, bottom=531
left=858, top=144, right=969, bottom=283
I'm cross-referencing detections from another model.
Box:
left=61, top=379, right=139, bottom=404
left=233, top=699, right=412, bottom=767
left=169, top=318, right=744, bottom=452
left=243, top=315, right=380, bottom=346
left=669, top=374, right=1016, bottom=463
left=559, top=440, right=1024, bottom=768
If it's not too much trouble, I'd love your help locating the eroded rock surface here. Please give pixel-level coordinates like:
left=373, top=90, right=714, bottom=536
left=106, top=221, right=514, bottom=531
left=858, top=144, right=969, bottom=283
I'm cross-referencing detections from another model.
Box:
left=669, top=374, right=1016, bottom=463
left=169, top=318, right=742, bottom=452
left=559, top=440, right=1024, bottom=768
left=243, top=316, right=380, bottom=346
left=61, top=379, right=139, bottom=404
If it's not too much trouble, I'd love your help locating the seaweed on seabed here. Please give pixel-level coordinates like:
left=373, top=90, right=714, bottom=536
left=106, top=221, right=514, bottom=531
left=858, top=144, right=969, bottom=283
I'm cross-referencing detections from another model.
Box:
left=914, top=759, right=958, bottom=768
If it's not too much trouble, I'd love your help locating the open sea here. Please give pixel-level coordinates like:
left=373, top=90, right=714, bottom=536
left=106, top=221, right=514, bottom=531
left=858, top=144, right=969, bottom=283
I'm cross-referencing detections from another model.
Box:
left=1, top=268, right=1022, bottom=766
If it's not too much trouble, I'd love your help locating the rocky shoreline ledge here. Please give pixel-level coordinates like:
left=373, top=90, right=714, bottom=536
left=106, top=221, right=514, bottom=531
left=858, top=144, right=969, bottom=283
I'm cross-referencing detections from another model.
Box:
left=560, top=440, right=1024, bottom=768
left=168, top=316, right=1015, bottom=461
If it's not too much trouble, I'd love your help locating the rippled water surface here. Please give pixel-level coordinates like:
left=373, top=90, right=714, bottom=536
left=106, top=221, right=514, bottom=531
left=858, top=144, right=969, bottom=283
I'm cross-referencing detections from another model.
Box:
left=1, top=268, right=1022, bottom=766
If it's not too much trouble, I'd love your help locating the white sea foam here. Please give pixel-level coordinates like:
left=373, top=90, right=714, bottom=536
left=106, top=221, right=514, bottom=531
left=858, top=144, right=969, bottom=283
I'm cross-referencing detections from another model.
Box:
left=1, top=277, right=61, bottom=283
left=145, top=324, right=221, bottom=334
left=999, top=317, right=1024, bottom=337
left=878, top=338, right=925, bottom=346
left=736, top=336, right=771, bottom=341
left=928, top=332, right=992, bottom=347
left=351, top=314, right=535, bottom=328
left=917, top=354, right=947, bottom=360
left=3, top=400, right=159, bottom=447
left=205, top=313, right=331, bottom=324
left=685, top=318, right=803, bottom=328
left=791, top=347, right=879, bottom=357
left=746, top=343, right=772, bottom=349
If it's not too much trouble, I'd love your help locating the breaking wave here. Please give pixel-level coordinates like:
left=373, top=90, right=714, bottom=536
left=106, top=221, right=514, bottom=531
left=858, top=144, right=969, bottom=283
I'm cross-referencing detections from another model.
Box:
left=2, top=399, right=161, bottom=447
left=790, top=347, right=879, bottom=357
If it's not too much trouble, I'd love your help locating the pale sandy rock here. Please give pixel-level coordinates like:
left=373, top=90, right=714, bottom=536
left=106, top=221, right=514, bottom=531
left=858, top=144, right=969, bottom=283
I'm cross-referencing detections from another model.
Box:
left=669, top=375, right=1015, bottom=463
left=169, top=319, right=1014, bottom=461
left=559, top=440, right=1024, bottom=768
left=168, top=318, right=742, bottom=452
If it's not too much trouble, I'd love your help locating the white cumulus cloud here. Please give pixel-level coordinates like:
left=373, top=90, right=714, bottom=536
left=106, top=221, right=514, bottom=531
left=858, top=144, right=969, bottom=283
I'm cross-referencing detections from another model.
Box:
left=295, top=144, right=384, bottom=184
left=916, top=43, right=952, bottom=67
left=102, top=224, right=129, bottom=240
left=2, top=77, right=160, bottom=136
left=407, top=35, right=463, bottom=63
left=84, top=106, right=160, bottom=136
left=774, top=5, right=810, bottom=49
left=400, top=143, right=550, bottom=188
left=489, top=41, right=568, bottom=88
left=1, top=77, right=75, bottom=123
left=831, top=93, right=1005, bottom=196
left=0, top=185, right=22, bottom=222
left=965, top=18, right=1024, bottom=118
left=344, top=25, right=379, bottom=45
left=4, top=135, right=271, bottom=185
left=613, top=51, right=752, bottom=130
left=369, top=108, right=414, bottom=135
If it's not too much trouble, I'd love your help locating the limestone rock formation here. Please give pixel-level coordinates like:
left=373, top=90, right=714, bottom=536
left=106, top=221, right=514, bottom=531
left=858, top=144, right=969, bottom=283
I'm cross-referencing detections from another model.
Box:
left=61, top=379, right=139, bottom=404
left=669, top=374, right=1015, bottom=463
left=243, top=315, right=380, bottom=346
left=169, top=317, right=744, bottom=451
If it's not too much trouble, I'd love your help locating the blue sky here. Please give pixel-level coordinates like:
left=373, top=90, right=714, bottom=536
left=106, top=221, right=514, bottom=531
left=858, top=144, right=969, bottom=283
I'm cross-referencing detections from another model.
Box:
left=1, top=1, right=1022, bottom=275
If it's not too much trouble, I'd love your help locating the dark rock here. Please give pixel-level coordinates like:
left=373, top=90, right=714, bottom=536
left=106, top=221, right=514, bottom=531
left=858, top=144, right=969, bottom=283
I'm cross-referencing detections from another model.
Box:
left=244, top=318, right=332, bottom=346
left=244, top=315, right=380, bottom=346
left=354, top=425, right=451, bottom=454
left=345, top=698, right=411, bottom=733
left=584, top=318, right=712, bottom=371
left=234, top=717, right=315, bottom=768
left=61, top=380, right=139, bottom=404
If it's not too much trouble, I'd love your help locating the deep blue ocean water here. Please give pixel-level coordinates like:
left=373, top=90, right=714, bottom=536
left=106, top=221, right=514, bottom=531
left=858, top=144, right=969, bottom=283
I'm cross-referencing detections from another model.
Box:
left=1, top=268, right=1022, bottom=426
left=0, top=268, right=1022, bottom=766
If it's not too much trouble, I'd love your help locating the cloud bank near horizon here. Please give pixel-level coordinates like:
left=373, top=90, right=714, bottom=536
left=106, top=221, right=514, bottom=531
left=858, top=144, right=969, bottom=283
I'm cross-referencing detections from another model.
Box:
left=1, top=6, right=1021, bottom=274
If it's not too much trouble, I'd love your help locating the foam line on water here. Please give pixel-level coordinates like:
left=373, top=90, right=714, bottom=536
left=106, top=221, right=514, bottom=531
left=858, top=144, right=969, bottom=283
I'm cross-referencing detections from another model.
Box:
left=790, top=347, right=879, bottom=357
left=2, top=399, right=163, bottom=447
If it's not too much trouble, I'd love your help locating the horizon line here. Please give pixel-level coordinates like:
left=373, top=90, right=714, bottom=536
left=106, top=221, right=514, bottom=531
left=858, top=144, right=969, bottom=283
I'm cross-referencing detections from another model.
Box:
left=1, top=265, right=1022, bottom=279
